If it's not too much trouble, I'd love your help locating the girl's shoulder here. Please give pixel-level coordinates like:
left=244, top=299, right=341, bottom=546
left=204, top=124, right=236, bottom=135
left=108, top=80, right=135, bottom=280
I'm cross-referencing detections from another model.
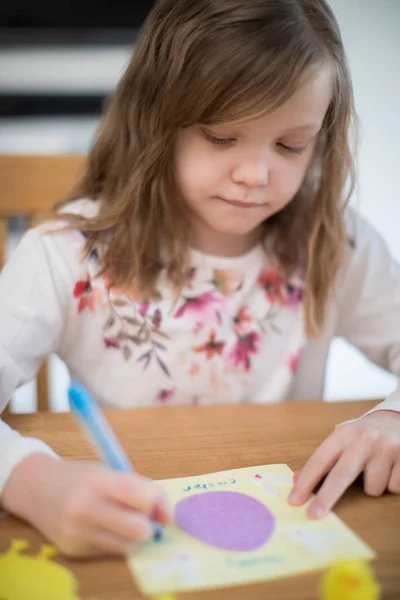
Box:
left=37, top=197, right=100, bottom=252
left=55, top=197, right=100, bottom=220
left=337, top=206, right=397, bottom=295
left=16, top=197, right=101, bottom=287
left=0, top=199, right=101, bottom=329
left=343, top=207, right=391, bottom=265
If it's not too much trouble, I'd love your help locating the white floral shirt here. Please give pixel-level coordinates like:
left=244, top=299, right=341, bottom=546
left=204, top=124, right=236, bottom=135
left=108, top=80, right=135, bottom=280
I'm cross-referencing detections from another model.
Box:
left=71, top=234, right=305, bottom=408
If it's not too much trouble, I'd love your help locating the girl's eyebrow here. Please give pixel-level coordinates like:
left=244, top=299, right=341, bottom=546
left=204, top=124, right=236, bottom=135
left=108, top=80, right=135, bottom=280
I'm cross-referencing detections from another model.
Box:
left=282, top=123, right=321, bottom=134
left=207, top=122, right=321, bottom=136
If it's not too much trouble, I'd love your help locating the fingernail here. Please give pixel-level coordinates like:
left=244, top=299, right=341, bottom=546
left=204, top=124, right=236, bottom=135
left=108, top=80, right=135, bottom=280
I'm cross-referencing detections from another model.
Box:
left=289, top=485, right=304, bottom=504
left=154, top=490, right=172, bottom=523
left=308, top=503, right=325, bottom=519
left=159, top=502, right=172, bottom=524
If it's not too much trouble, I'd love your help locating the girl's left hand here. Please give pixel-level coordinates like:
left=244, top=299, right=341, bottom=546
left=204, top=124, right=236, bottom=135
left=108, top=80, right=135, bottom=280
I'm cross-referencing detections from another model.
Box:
left=288, top=410, right=400, bottom=518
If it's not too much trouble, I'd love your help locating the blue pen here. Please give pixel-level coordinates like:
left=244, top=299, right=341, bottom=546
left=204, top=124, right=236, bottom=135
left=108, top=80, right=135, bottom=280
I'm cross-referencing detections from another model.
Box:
left=68, top=380, right=163, bottom=541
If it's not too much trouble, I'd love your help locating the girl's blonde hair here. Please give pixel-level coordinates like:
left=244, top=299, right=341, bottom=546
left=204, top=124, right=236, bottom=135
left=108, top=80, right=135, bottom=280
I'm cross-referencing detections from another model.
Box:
left=53, top=0, right=356, bottom=337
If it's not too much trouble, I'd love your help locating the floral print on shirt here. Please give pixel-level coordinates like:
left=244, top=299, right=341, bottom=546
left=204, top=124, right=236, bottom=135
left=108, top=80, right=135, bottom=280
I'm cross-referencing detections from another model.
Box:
left=192, top=329, right=226, bottom=359
left=72, top=250, right=304, bottom=393
left=73, top=275, right=104, bottom=312
left=258, top=267, right=303, bottom=307
left=175, top=291, right=224, bottom=324
left=103, top=295, right=171, bottom=375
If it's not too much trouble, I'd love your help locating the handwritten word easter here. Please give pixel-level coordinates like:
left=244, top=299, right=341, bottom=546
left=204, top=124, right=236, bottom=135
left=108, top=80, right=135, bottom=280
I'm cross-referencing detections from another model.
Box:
left=183, top=479, right=237, bottom=492
left=225, top=556, right=282, bottom=568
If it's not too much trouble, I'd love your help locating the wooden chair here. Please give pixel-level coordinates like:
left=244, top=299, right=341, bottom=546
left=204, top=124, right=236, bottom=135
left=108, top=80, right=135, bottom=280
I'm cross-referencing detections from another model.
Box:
left=0, top=154, right=86, bottom=411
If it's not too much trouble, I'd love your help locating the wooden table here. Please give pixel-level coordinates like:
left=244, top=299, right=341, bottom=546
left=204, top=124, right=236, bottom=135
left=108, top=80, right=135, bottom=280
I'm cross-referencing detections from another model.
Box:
left=1, top=400, right=399, bottom=599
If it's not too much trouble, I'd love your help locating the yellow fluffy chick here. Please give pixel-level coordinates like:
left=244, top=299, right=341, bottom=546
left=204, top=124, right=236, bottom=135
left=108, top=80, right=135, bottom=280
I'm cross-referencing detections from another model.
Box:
left=152, top=595, right=177, bottom=600
left=320, top=559, right=381, bottom=600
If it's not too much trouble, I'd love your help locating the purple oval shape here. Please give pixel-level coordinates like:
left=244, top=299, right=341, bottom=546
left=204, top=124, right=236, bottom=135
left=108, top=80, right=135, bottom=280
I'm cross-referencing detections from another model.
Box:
left=174, top=491, right=275, bottom=552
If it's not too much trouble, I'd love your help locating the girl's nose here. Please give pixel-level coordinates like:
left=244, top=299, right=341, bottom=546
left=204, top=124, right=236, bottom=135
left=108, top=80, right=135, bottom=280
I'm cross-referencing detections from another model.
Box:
left=231, top=150, right=269, bottom=188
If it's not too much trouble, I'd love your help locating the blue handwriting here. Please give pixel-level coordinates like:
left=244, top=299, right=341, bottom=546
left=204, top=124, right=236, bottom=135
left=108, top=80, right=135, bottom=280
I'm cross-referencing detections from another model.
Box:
left=183, top=478, right=237, bottom=492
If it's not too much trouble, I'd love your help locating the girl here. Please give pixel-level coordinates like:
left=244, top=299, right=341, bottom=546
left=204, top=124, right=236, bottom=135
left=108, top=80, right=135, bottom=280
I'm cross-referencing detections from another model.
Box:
left=1, top=0, right=399, bottom=558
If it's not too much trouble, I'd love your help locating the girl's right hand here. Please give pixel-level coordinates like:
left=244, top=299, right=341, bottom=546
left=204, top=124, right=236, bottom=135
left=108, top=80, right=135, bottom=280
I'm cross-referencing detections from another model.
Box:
left=1, top=452, right=170, bottom=558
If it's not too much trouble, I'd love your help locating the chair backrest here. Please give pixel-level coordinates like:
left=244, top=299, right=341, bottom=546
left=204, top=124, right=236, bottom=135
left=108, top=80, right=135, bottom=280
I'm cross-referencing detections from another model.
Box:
left=0, top=154, right=86, bottom=411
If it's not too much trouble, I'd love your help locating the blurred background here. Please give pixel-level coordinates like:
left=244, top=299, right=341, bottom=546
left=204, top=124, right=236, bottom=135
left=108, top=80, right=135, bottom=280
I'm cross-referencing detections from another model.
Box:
left=0, top=0, right=399, bottom=412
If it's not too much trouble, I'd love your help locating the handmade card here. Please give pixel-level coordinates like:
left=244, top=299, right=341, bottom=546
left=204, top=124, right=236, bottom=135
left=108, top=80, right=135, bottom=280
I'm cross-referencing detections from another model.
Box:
left=127, top=464, right=375, bottom=596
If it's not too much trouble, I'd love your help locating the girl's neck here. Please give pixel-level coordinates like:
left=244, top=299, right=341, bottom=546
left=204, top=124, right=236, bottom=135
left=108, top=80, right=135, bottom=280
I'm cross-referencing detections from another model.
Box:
left=190, top=222, right=264, bottom=259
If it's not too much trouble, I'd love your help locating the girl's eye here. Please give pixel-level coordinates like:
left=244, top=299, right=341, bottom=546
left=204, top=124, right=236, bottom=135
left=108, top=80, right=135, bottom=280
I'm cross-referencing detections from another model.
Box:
left=203, top=130, right=236, bottom=146
left=277, top=142, right=308, bottom=155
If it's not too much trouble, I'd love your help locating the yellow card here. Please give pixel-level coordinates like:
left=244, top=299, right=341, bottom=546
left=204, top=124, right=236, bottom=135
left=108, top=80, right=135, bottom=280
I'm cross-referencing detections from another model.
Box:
left=127, top=464, right=375, bottom=596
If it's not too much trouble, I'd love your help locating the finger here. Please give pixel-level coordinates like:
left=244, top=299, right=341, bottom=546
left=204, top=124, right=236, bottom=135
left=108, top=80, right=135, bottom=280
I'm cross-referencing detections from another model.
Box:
left=152, top=495, right=172, bottom=525
left=292, top=469, right=302, bottom=483
left=363, top=455, right=393, bottom=497
left=307, top=442, right=370, bottom=518
left=61, top=527, right=133, bottom=558
left=289, top=433, right=344, bottom=506
left=388, top=462, right=400, bottom=494
left=84, top=501, right=154, bottom=542
left=87, top=534, right=131, bottom=557
left=100, top=472, right=166, bottom=517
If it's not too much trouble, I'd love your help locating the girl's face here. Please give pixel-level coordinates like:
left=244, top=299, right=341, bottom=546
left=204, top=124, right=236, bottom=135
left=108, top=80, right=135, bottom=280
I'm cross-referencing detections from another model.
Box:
left=175, top=69, right=332, bottom=257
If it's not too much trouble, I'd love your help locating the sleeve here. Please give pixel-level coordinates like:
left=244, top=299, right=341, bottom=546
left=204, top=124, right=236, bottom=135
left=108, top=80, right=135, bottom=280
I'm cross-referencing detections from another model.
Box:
left=335, top=211, right=400, bottom=418
left=0, top=225, right=73, bottom=495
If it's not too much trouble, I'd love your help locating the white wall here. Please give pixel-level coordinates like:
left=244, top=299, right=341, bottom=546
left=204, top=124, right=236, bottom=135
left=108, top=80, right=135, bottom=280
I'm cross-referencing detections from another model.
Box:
left=2, top=0, right=400, bottom=411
